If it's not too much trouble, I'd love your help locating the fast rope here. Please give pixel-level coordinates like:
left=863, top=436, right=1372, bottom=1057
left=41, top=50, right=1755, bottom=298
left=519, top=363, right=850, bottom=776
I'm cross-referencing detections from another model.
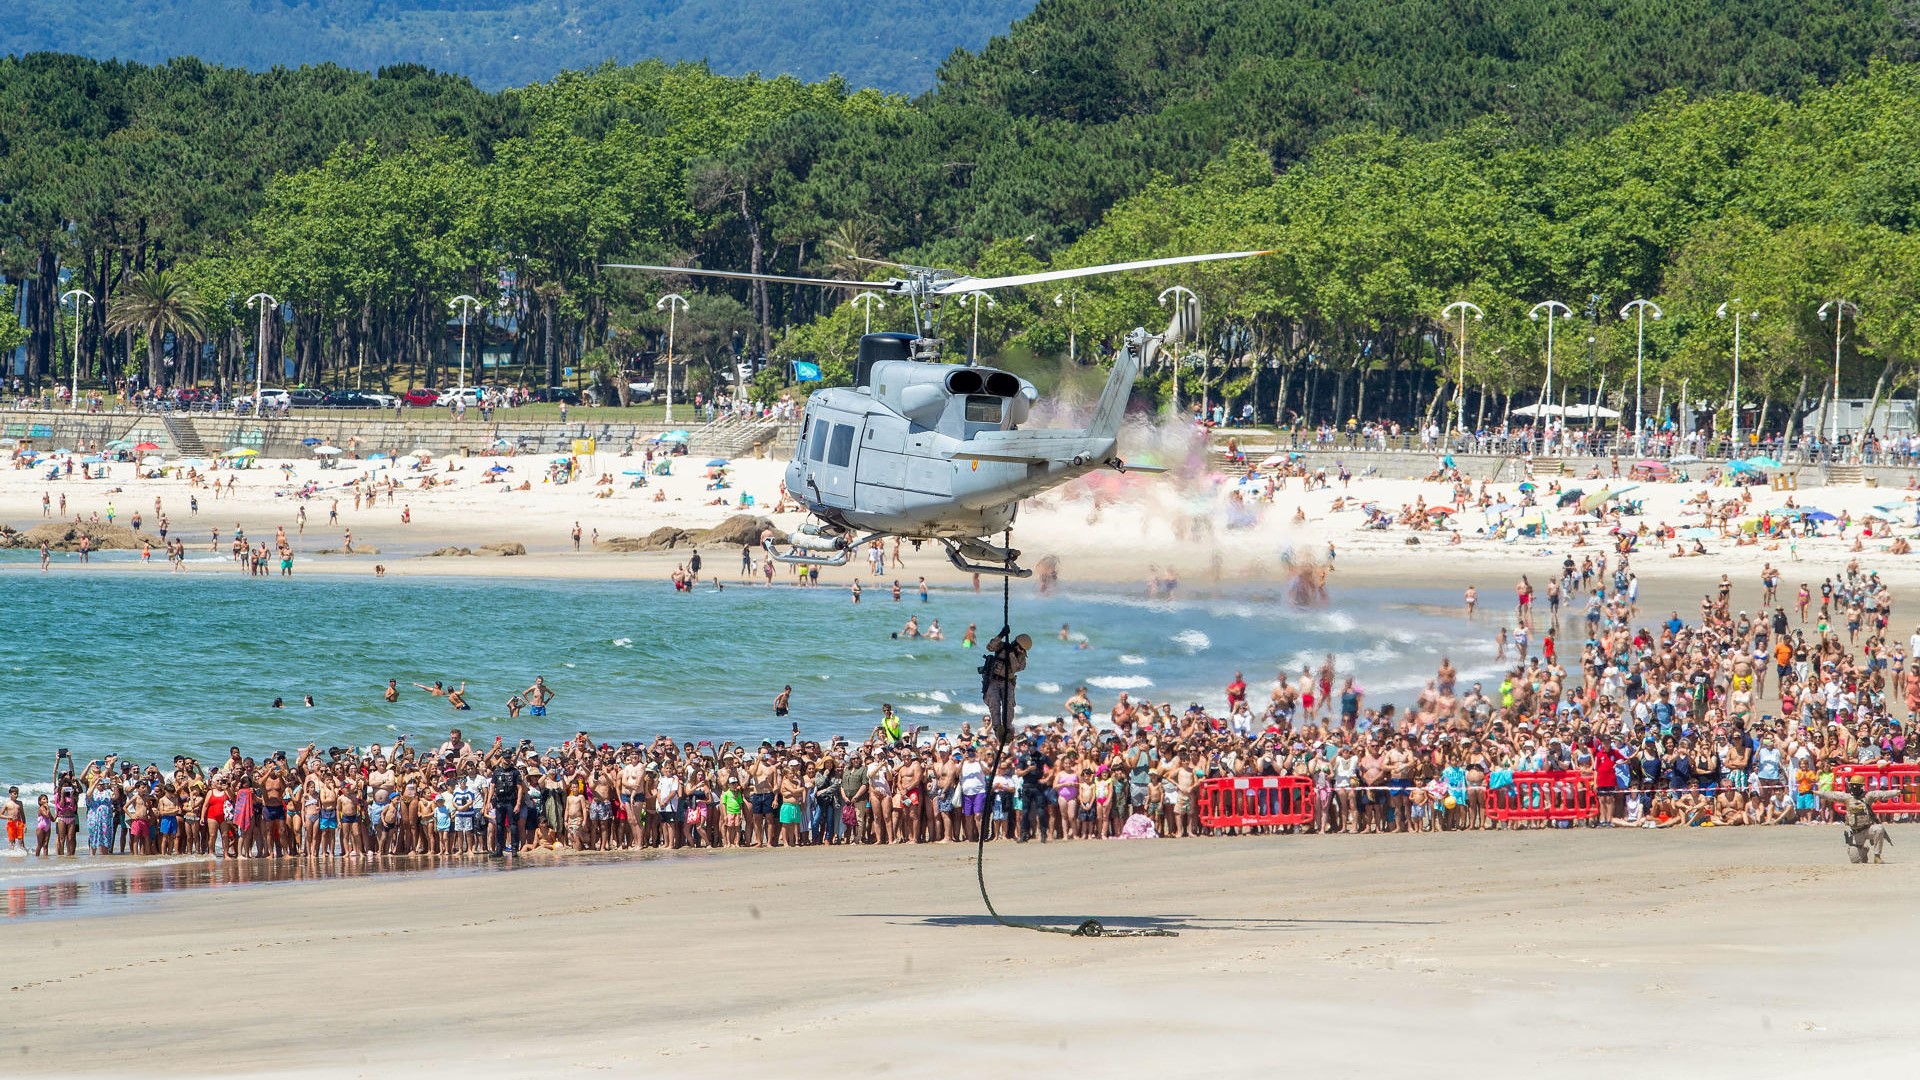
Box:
left=972, top=528, right=1176, bottom=939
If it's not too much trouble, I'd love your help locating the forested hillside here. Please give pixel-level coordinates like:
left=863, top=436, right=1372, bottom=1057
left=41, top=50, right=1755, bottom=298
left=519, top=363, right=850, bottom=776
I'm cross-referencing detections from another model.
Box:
left=0, top=0, right=1036, bottom=95
left=6, top=0, right=1920, bottom=427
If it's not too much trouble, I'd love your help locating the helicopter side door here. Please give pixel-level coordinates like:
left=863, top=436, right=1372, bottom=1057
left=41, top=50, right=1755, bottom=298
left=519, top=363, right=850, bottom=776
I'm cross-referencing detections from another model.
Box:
left=801, top=408, right=862, bottom=510
left=855, top=414, right=910, bottom=517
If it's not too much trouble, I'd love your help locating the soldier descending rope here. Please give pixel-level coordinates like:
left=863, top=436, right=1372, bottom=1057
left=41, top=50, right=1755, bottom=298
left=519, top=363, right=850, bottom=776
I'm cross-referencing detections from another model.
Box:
left=980, top=629, right=1030, bottom=742
left=1816, top=780, right=1900, bottom=863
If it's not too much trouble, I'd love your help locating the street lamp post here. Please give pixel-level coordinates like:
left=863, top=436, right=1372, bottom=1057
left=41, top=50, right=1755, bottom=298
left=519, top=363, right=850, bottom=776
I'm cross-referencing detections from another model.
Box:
left=1158, top=285, right=1197, bottom=417
left=1716, top=301, right=1758, bottom=456
left=852, top=291, right=885, bottom=336
left=656, top=293, right=688, bottom=423
left=1817, top=298, right=1858, bottom=454
left=1053, top=289, right=1079, bottom=365
left=59, top=288, right=94, bottom=410
left=246, top=293, right=278, bottom=417
left=1618, top=299, right=1663, bottom=449
left=1442, top=300, right=1485, bottom=439
left=448, top=294, right=483, bottom=394
left=962, top=291, right=995, bottom=364
left=1529, top=300, right=1573, bottom=437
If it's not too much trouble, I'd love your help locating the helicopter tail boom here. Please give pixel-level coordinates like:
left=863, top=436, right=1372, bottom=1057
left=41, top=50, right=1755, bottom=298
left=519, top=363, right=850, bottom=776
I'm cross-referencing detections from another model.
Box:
left=1088, top=329, right=1143, bottom=447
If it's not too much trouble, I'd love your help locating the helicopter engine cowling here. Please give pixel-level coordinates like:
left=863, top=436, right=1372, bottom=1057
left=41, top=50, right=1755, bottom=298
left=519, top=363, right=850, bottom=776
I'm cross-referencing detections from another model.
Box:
left=1008, top=384, right=1035, bottom=426
left=895, top=383, right=946, bottom=426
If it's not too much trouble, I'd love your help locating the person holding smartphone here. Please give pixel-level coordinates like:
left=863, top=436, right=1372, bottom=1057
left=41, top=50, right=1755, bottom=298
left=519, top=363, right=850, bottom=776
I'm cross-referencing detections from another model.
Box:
left=52, top=752, right=80, bottom=856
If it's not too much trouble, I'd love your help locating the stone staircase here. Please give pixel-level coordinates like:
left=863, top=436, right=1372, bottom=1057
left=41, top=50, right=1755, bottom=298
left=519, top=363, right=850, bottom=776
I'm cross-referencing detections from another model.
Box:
left=1825, top=463, right=1865, bottom=486
left=696, top=415, right=787, bottom=458
left=162, top=414, right=210, bottom=458
left=1528, top=457, right=1567, bottom=477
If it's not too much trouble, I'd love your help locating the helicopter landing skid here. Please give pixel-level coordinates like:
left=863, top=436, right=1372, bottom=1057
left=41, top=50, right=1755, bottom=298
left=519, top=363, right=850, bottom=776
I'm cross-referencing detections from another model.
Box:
left=763, top=529, right=887, bottom=569
left=766, top=547, right=850, bottom=568
left=940, top=539, right=1032, bottom=578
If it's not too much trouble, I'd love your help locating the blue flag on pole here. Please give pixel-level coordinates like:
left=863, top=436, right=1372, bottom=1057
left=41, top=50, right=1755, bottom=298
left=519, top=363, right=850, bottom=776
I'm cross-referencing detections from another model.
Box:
left=793, top=360, right=822, bottom=382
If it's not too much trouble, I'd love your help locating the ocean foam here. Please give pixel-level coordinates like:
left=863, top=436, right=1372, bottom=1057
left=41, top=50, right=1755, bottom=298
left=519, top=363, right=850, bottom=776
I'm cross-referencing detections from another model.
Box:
left=1171, top=629, right=1211, bottom=653
left=1120, top=654, right=1148, bottom=666
left=1087, top=675, right=1154, bottom=691
left=1318, top=611, right=1359, bottom=633
left=612, top=637, right=633, bottom=648
left=1033, top=681, right=1061, bottom=694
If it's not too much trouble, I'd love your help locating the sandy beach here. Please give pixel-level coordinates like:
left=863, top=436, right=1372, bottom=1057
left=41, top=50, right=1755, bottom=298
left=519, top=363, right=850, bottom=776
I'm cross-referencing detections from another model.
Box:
left=10, top=441, right=1920, bottom=1079
left=9, top=444, right=1920, bottom=605
left=3, top=828, right=1914, bottom=1077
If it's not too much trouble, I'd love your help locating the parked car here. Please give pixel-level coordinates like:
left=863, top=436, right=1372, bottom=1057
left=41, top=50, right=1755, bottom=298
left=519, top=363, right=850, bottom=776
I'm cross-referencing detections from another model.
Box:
left=319, top=389, right=385, bottom=409
left=288, top=388, right=328, bottom=408
left=435, top=386, right=481, bottom=407
left=234, top=387, right=290, bottom=412
left=402, top=387, right=442, bottom=407
left=626, top=381, right=656, bottom=402
left=533, top=386, right=582, bottom=405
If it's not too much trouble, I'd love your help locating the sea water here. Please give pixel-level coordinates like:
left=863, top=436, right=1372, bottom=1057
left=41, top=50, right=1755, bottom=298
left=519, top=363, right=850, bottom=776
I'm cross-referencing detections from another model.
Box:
left=0, top=570, right=1488, bottom=791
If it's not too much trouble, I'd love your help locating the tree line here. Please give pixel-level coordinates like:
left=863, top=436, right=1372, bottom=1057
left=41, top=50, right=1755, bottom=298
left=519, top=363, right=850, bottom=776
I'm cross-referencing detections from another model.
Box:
left=3, top=0, right=1918, bottom=422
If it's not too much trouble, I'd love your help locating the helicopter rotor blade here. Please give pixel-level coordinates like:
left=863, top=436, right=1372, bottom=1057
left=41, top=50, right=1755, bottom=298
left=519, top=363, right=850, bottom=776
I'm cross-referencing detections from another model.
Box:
left=926, top=250, right=1274, bottom=296
left=603, top=263, right=886, bottom=292
left=846, top=255, right=926, bottom=273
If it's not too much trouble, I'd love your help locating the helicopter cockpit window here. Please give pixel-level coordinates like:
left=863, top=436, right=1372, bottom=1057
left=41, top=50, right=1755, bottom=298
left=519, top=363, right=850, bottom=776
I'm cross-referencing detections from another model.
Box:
left=827, top=423, right=856, bottom=467
left=964, top=395, right=1003, bottom=425
left=808, top=419, right=828, bottom=461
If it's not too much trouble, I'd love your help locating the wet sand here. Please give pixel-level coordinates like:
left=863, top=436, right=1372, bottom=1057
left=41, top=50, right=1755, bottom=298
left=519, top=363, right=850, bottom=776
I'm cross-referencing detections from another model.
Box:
left=5, top=828, right=1916, bottom=1077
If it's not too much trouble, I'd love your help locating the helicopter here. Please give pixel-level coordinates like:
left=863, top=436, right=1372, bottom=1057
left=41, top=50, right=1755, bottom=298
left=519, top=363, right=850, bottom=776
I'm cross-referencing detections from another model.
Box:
left=605, top=251, right=1270, bottom=576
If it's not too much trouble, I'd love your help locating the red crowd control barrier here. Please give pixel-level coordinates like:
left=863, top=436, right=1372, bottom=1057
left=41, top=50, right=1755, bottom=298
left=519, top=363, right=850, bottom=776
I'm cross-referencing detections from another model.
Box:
left=1197, top=775, right=1313, bottom=828
left=1834, top=764, right=1920, bottom=813
left=1485, top=770, right=1599, bottom=822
